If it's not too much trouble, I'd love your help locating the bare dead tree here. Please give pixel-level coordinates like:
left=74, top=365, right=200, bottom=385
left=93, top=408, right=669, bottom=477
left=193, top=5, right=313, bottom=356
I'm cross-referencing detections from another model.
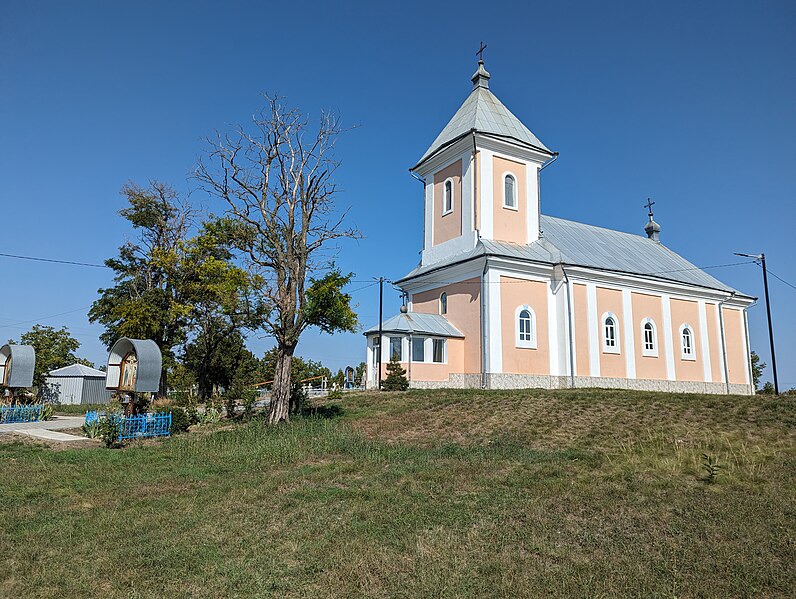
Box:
left=195, top=95, right=361, bottom=424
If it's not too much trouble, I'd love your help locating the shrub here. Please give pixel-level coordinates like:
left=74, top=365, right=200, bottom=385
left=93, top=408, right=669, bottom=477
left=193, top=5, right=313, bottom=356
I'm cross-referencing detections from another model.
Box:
left=168, top=407, right=191, bottom=434
left=82, top=421, right=100, bottom=439
left=197, top=407, right=221, bottom=425
left=327, top=389, right=343, bottom=400
left=382, top=357, right=409, bottom=391
left=40, top=404, right=54, bottom=421
left=98, top=416, right=122, bottom=448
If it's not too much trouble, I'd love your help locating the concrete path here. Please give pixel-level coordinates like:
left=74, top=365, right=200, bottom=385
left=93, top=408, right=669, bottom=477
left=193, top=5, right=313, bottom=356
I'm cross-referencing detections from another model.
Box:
left=14, top=429, right=91, bottom=442
left=0, top=415, right=85, bottom=435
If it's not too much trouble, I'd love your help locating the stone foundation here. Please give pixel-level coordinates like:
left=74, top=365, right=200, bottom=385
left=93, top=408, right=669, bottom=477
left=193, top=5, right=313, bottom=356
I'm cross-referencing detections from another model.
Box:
left=409, top=373, right=752, bottom=395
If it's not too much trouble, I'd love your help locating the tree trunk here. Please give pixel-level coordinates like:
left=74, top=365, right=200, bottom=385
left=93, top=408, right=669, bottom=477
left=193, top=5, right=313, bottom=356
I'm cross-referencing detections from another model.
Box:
left=158, top=368, right=168, bottom=399
left=268, top=347, right=293, bottom=424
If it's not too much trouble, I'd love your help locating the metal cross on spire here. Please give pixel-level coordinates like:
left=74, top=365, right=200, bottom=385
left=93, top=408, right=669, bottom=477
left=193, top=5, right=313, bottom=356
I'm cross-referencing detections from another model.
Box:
left=645, top=198, right=655, bottom=218
left=476, top=41, right=487, bottom=62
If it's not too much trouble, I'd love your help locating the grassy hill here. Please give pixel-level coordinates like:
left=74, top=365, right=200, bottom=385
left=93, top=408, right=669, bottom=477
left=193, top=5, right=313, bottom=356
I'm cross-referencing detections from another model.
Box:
left=1, top=388, right=794, bottom=598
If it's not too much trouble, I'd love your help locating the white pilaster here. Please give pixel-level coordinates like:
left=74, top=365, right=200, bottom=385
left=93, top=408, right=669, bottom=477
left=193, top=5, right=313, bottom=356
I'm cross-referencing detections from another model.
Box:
left=480, top=148, right=494, bottom=239
left=526, top=163, right=541, bottom=244
left=715, top=304, right=727, bottom=384
left=423, top=175, right=433, bottom=251
left=461, top=150, right=473, bottom=234
left=622, top=289, right=636, bottom=378
left=698, top=299, right=712, bottom=382
left=662, top=294, right=676, bottom=380
left=485, top=266, right=502, bottom=373
left=739, top=309, right=750, bottom=385
left=547, top=281, right=559, bottom=376
left=586, top=283, right=600, bottom=377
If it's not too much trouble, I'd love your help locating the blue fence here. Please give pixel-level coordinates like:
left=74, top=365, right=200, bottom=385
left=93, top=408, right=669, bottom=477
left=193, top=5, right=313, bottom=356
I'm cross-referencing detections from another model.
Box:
left=85, top=411, right=172, bottom=440
left=0, top=404, right=44, bottom=424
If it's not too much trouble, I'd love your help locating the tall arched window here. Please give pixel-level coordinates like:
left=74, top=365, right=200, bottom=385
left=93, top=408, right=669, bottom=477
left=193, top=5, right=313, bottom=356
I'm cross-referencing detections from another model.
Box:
left=641, top=318, right=658, bottom=357
left=515, top=305, right=537, bottom=348
left=439, top=292, right=447, bottom=315
left=443, top=179, right=453, bottom=214
left=680, top=324, right=696, bottom=360
left=504, top=173, right=517, bottom=209
left=602, top=312, right=620, bottom=353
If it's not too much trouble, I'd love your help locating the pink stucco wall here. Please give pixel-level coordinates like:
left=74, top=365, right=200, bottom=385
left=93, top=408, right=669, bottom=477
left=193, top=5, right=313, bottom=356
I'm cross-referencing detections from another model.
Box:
left=492, top=156, right=526, bottom=245
left=596, top=286, right=626, bottom=378
left=500, top=276, right=550, bottom=375
left=631, top=292, right=667, bottom=380
left=669, top=298, right=703, bottom=382
left=432, top=160, right=462, bottom=246
left=413, top=277, right=481, bottom=374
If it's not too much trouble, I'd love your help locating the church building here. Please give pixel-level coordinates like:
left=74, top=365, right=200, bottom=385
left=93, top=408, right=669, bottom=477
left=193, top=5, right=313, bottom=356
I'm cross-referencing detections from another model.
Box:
left=365, top=59, right=755, bottom=395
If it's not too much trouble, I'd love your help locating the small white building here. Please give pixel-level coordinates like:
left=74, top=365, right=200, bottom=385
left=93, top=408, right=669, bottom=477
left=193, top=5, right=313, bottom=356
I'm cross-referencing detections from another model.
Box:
left=43, top=364, right=112, bottom=405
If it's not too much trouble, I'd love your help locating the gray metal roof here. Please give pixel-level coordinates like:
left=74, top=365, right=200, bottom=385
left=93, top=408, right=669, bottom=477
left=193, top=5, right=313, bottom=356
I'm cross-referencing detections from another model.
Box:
left=415, top=84, right=552, bottom=167
left=0, top=344, right=35, bottom=388
left=106, top=338, right=162, bottom=393
left=48, top=363, right=105, bottom=378
left=364, top=312, right=464, bottom=338
left=398, top=214, right=743, bottom=295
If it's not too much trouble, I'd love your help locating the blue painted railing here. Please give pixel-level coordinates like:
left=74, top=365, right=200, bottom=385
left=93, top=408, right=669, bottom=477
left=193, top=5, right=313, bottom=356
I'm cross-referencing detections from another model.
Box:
left=0, top=404, right=44, bottom=424
left=85, top=411, right=172, bottom=440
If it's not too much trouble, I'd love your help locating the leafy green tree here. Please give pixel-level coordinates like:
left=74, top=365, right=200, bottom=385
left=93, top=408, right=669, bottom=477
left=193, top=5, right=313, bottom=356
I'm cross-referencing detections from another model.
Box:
left=196, top=96, right=361, bottom=423
left=11, top=325, right=92, bottom=389
left=180, top=222, right=265, bottom=399
left=382, top=357, right=409, bottom=391
left=89, top=181, right=196, bottom=396
left=750, top=350, right=766, bottom=391
left=184, top=330, right=260, bottom=400
left=354, top=362, right=366, bottom=387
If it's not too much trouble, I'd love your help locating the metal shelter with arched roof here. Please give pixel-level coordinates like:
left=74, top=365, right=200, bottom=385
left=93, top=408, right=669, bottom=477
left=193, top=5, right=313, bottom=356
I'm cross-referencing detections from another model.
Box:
left=0, top=344, right=36, bottom=389
left=105, top=338, right=162, bottom=394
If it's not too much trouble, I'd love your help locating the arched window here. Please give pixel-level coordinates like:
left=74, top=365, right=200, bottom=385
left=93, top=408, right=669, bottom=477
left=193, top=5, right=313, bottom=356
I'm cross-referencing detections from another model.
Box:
left=602, top=312, right=620, bottom=353
left=641, top=318, right=658, bottom=357
left=680, top=324, right=696, bottom=360
left=504, top=173, right=517, bottom=209
left=515, top=305, right=537, bottom=348
left=439, top=292, right=447, bottom=315
left=443, top=179, right=453, bottom=214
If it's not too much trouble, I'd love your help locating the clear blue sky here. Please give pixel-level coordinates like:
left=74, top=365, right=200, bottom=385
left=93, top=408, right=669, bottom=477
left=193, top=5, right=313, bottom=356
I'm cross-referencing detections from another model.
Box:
left=1, top=1, right=794, bottom=388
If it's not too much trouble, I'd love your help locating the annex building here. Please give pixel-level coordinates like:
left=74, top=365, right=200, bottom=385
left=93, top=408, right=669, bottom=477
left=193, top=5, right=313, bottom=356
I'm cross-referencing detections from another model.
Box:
left=365, top=59, right=755, bottom=394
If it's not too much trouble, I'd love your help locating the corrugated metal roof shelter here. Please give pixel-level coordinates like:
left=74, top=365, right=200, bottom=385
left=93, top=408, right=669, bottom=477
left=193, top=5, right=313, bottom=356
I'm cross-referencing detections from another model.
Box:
left=106, top=338, right=162, bottom=393
left=364, top=312, right=464, bottom=338
left=0, top=344, right=36, bottom=388
left=43, top=364, right=112, bottom=405
left=398, top=214, right=745, bottom=296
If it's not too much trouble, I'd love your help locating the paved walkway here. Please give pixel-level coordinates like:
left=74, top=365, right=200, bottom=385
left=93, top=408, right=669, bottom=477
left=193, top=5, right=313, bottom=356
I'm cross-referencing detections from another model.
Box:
left=14, top=429, right=91, bottom=442
left=0, top=415, right=85, bottom=435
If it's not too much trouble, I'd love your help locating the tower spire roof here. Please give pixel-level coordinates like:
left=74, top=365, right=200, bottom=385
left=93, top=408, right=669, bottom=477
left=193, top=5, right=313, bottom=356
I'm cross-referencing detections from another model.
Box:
left=413, top=58, right=554, bottom=169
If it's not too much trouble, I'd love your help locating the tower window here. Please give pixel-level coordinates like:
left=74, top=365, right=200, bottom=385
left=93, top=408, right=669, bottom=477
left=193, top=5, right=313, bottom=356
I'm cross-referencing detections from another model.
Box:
left=504, top=173, right=517, bottom=209
left=443, top=179, right=453, bottom=214
left=439, top=292, right=447, bottom=315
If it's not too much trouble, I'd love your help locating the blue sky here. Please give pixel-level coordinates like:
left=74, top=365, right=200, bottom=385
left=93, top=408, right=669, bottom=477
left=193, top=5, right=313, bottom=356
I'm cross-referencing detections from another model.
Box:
left=1, top=1, right=794, bottom=388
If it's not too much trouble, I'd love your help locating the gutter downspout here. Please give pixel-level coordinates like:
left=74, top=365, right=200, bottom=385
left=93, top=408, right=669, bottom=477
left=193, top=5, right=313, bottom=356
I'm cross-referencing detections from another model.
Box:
left=718, top=292, right=736, bottom=395
left=481, top=258, right=489, bottom=389
left=560, top=264, right=576, bottom=389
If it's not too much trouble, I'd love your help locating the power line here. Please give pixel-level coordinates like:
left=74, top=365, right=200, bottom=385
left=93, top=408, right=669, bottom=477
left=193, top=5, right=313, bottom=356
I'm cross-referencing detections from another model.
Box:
left=0, top=252, right=107, bottom=268
left=766, top=269, right=796, bottom=292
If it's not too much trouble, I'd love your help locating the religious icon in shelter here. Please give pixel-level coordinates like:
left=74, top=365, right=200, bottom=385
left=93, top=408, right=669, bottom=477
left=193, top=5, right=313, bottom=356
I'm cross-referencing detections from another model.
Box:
left=120, top=352, right=139, bottom=392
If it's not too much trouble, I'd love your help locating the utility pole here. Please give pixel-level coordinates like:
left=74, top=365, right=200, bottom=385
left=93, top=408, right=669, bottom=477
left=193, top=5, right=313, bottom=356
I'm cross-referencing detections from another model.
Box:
left=735, top=252, right=779, bottom=394
left=376, top=276, right=384, bottom=389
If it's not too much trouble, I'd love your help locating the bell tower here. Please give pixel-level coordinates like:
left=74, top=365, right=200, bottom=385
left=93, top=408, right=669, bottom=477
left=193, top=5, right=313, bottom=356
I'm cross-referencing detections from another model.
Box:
left=411, top=56, right=557, bottom=266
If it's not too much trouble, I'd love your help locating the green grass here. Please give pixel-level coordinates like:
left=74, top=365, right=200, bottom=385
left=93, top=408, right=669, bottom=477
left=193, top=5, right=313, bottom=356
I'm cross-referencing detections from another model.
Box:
left=1, top=388, right=794, bottom=598
left=51, top=403, right=101, bottom=415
